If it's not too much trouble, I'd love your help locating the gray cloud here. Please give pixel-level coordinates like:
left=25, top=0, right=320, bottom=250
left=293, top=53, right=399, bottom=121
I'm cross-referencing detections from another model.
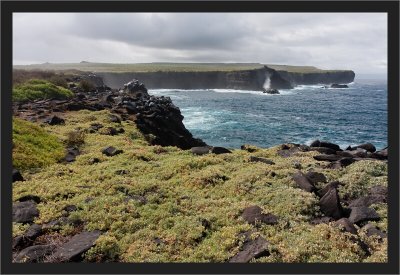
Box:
left=13, top=13, right=387, bottom=74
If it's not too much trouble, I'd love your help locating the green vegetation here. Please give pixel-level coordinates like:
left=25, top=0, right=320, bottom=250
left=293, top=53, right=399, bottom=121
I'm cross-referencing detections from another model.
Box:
left=267, top=64, right=351, bottom=74
left=14, top=62, right=265, bottom=73
left=13, top=62, right=352, bottom=74
left=12, top=110, right=387, bottom=263
left=78, top=79, right=96, bottom=92
left=13, top=79, right=74, bottom=102
left=12, top=118, right=65, bottom=170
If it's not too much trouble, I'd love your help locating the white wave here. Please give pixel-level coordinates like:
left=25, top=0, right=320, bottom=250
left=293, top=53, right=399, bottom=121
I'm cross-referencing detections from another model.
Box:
left=149, top=88, right=209, bottom=93
left=294, top=85, right=325, bottom=90
left=149, top=88, right=296, bottom=96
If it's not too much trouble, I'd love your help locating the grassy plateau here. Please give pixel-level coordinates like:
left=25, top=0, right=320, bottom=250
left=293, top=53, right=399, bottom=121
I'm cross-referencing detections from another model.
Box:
left=13, top=62, right=351, bottom=74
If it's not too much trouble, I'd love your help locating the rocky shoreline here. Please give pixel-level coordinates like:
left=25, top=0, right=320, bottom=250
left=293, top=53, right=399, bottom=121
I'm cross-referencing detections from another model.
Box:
left=13, top=79, right=206, bottom=150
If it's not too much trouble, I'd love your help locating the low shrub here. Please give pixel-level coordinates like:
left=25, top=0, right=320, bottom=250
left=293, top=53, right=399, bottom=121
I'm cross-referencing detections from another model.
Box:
left=66, top=130, right=86, bottom=147
left=78, top=79, right=96, bottom=93
left=13, top=79, right=73, bottom=102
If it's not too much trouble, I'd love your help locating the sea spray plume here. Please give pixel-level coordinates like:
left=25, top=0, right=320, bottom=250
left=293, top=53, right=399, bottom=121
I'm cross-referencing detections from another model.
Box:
left=263, top=73, right=271, bottom=90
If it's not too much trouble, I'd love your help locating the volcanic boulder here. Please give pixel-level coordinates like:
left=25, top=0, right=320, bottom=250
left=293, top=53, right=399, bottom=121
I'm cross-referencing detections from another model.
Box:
left=229, top=231, right=270, bottom=263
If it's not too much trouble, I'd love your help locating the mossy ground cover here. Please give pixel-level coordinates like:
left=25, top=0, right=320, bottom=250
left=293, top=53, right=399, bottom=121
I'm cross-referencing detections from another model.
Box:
left=12, top=118, right=65, bottom=171
left=13, top=79, right=73, bottom=102
left=12, top=110, right=387, bottom=263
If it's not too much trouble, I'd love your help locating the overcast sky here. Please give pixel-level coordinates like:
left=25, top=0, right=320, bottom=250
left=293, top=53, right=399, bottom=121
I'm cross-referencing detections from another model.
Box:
left=13, top=13, right=387, bottom=74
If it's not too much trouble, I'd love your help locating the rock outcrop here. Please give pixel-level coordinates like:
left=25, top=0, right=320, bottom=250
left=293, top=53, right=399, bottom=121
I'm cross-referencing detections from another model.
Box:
left=13, top=80, right=206, bottom=150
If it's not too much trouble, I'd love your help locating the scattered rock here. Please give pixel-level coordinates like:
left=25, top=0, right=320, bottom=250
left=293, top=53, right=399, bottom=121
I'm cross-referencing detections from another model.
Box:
left=12, top=201, right=39, bottom=223
left=50, top=231, right=101, bottom=262
left=277, top=146, right=301, bottom=157
left=211, top=147, right=232, bottom=154
left=292, top=171, right=316, bottom=193
left=124, top=79, right=147, bottom=94
left=368, top=185, right=387, bottom=197
left=336, top=151, right=354, bottom=158
left=317, top=181, right=341, bottom=198
left=328, top=157, right=356, bottom=169
left=305, top=171, right=327, bottom=185
left=241, top=205, right=278, bottom=225
left=42, top=217, right=71, bottom=229
left=249, top=156, right=275, bottom=165
left=104, top=127, right=119, bottom=136
left=45, top=115, right=65, bottom=125
left=62, top=205, right=77, bottom=213
left=263, top=88, right=279, bottom=94
left=349, top=195, right=386, bottom=207
left=370, top=148, right=388, bottom=160
left=17, top=195, right=41, bottom=204
left=361, top=223, right=387, bottom=239
left=330, top=84, right=349, bottom=88
left=310, top=140, right=341, bottom=151
left=14, top=244, right=56, bottom=263
left=351, top=148, right=368, bottom=158
left=313, top=154, right=342, bottom=162
left=241, top=144, right=257, bottom=152
left=309, top=147, right=337, bottom=155
left=319, top=187, right=343, bottom=220
left=191, top=146, right=212, bottom=155
left=109, top=114, right=121, bottom=123
left=334, top=218, right=357, bottom=234
left=12, top=224, right=43, bottom=249
left=13, top=169, right=24, bottom=182
left=64, top=147, right=80, bottom=163
left=88, top=123, right=104, bottom=132
left=355, top=143, right=376, bottom=153
left=88, top=157, right=100, bottom=164
left=102, top=146, right=123, bottom=157
left=229, top=231, right=270, bottom=263
left=348, top=207, right=380, bottom=224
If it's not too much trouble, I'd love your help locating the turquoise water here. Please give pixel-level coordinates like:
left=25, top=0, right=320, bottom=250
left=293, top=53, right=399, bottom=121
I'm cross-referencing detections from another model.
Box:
left=148, top=79, right=387, bottom=150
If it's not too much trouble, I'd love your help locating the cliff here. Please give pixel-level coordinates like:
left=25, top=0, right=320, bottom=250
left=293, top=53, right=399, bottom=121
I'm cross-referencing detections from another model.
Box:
left=276, top=70, right=355, bottom=86
left=97, top=66, right=293, bottom=91
left=13, top=63, right=355, bottom=90
left=96, top=66, right=354, bottom=90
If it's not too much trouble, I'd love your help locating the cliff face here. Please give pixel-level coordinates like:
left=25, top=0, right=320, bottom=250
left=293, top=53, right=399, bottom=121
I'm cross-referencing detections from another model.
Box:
left=97, top=67, right=354, bottom=91
left=97, top=67, right=293, bottom=91
left=277, top=70, right=355, bottom=85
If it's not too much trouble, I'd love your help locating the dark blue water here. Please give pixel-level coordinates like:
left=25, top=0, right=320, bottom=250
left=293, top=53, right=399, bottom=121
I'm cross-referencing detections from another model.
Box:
left=149, top=79, right=387, bottom=150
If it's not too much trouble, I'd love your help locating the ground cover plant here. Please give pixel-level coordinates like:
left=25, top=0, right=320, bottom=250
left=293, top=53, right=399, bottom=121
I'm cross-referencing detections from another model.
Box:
left=12, top=110, right=387, bottom=263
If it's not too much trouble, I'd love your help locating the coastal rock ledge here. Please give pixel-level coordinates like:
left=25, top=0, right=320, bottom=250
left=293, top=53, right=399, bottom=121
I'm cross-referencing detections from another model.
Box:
left=13, top=79, right=207, bottom=150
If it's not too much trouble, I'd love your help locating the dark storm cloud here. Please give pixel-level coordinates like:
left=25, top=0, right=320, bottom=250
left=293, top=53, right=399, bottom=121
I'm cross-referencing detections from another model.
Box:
left=67, top=13, right=252, bottom=50
left=13, top=13, right=387, bottom=74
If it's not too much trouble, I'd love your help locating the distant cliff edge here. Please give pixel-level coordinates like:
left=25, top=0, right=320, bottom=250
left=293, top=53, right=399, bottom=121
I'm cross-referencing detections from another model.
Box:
left=13, top=63, right=355, bottom=90
left=97, top=66, right=355, bottom=90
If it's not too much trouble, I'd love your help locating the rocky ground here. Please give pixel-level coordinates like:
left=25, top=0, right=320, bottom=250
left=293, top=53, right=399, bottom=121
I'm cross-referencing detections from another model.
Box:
left=12, top=78, right=388, bottom=263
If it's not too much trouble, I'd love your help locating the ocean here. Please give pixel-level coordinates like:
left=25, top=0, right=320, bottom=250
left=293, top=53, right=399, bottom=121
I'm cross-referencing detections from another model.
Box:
left=148, top=79, right=387, bottom=150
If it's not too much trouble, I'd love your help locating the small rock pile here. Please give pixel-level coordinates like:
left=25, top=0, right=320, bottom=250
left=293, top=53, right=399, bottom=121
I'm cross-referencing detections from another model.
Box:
left=277, top=140, right=387, bottom=168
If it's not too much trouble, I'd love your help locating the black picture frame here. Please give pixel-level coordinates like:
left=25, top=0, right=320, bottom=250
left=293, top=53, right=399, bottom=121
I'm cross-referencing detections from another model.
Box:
left=1, top=1, right=399, bottom=274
